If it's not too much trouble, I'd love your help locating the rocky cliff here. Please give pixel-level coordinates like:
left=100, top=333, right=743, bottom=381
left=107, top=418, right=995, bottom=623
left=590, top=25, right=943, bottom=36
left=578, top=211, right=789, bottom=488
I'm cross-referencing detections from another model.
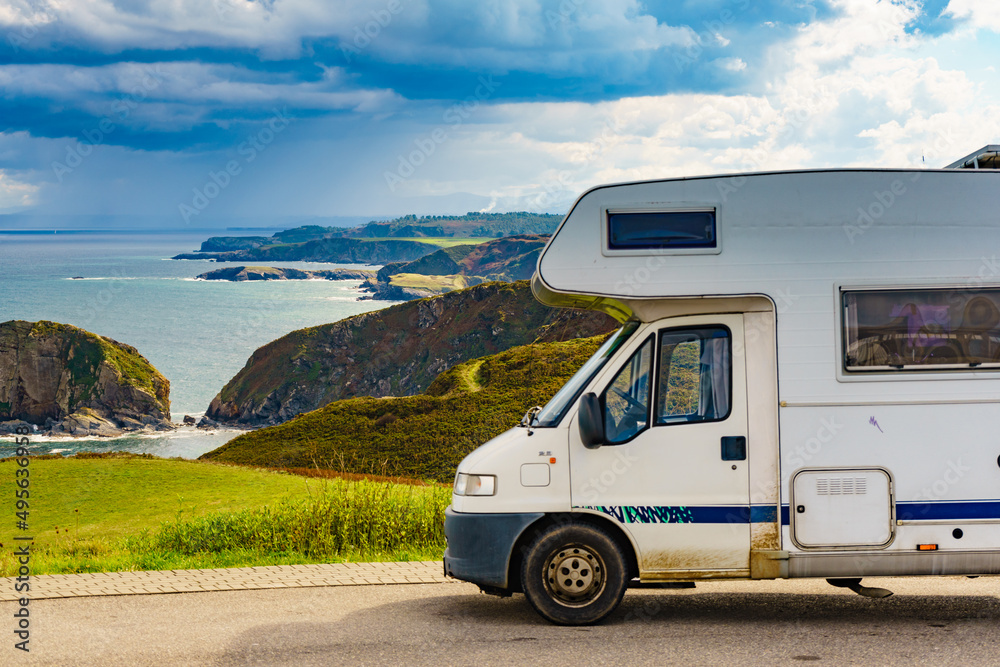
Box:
left=358, top=235, right=548, bottom=301
left=173, top=237, right=437, bottom=264
left=0, top=321, right=173, bottom=436
left=391, top=235, right=546, bottom=280
left=200, top=335, right=606, bottom=481
left=196, top=266, right=374, bottom=282
left=205, top=280, right=617, bottom=427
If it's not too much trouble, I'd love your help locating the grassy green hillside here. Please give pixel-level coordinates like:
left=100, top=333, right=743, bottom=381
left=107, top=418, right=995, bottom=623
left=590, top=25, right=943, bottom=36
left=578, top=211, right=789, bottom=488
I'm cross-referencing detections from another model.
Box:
left=206, top=280, right=616, bottom=426
left=0, top=455, right=448, bottom=575
left=201, top=335, right=608, bottom=482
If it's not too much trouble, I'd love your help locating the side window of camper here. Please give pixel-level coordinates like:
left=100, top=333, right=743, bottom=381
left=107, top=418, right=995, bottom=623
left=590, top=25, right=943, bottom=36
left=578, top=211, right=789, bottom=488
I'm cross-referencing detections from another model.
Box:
left=657, top=327, right=732, bottom=424
left=601, top=337, right=654, bottom=444
left=843, top=288, right=1000, bottom=372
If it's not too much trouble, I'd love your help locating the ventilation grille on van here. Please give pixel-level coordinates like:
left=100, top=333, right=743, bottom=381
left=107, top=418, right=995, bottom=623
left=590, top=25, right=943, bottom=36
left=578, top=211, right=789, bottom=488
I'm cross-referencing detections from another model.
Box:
left=816, top=477, right=868, bottom=495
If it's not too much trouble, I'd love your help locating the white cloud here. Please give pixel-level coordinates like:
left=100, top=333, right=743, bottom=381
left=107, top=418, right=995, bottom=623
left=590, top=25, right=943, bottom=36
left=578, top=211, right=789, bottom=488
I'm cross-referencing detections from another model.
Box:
left=0, top=0, right=55, bottom=27
left=717, top=57, right=746, bottom=72
left=858, top=109, right=1000, bottom=167
left=0, top=62, right=404, bottom=130
left=2, top=0, right=694, bottom=70
left=945, top=1, right=1000, bottom=32
left=0, top=168, right=39, bottom=210
left=4, top=0, right=1000, bottom=219
left=372, top=0, right=1000, bottom=207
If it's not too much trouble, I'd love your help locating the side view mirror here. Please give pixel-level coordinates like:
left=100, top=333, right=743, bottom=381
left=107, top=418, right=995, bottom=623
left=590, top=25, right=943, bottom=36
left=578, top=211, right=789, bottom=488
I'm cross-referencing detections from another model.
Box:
left=578, top=392, right=606, bottom=449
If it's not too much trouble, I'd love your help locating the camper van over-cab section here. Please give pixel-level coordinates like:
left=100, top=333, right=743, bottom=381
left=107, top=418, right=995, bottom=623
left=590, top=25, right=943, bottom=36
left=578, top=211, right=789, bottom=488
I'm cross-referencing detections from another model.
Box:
left=443, top=167, right=1000, bottom=625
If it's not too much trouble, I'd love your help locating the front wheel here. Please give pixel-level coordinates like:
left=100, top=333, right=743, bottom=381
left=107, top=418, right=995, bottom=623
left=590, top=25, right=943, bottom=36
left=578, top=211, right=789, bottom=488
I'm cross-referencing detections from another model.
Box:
left=521, top=523, right=628, bottom=625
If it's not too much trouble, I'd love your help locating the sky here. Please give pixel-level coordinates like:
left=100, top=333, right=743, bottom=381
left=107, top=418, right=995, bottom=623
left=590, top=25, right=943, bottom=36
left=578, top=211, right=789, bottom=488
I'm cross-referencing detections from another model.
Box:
left=0, top=0, right=998, bottom=228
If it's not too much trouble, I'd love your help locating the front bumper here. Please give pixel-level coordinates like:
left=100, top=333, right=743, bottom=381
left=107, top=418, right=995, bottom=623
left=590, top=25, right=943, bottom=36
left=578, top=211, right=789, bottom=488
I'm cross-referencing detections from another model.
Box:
left=443, top=507, right=543, bottom=589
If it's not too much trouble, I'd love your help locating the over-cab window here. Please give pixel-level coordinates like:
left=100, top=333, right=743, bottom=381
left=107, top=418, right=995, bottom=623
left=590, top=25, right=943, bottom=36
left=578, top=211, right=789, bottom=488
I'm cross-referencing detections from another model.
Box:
left=843, top=288, right=1000, bottom=371
left=607, top=210, right=716, bottom=250
left=657, top=327, right=732, bottom=424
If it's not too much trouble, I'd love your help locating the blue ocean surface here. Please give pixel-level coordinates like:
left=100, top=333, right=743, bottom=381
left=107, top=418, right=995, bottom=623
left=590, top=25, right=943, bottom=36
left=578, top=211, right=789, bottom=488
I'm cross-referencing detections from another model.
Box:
left=0, top=229, right=400, bottom=458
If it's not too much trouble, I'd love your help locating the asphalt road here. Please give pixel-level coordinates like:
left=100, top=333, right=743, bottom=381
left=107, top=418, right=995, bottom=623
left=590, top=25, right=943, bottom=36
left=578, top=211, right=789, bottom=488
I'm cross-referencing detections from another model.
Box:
left=4, top=576, right=1000, bottom=666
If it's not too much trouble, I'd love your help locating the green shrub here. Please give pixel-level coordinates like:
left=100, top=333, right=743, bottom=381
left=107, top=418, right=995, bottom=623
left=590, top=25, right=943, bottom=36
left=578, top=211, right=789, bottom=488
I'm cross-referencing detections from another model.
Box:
left=142, top=478, right=449, bottom=559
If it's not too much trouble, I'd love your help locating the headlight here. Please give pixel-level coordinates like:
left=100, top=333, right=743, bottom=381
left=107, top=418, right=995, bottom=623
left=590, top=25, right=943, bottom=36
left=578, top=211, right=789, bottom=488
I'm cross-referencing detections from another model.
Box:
left=454, top=473, right=496, bottom=496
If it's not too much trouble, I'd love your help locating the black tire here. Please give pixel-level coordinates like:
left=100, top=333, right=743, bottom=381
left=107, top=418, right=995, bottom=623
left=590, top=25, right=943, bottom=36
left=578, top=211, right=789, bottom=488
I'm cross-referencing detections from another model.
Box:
left=521, top=523, right=628, bottom=625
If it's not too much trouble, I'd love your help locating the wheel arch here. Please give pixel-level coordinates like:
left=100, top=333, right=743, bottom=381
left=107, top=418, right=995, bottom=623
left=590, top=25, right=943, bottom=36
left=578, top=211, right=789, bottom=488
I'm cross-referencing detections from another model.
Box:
left=507, top=511, right=640, bottom=592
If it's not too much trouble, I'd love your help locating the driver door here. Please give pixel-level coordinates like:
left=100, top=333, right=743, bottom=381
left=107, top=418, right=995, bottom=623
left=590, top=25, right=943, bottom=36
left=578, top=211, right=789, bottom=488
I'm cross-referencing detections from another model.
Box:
left=570, top=313, right=750, bottom=578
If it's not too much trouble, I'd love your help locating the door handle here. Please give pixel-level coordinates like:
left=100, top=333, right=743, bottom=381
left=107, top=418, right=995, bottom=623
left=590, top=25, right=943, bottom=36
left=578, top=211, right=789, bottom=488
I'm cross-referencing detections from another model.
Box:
left=721, top=436, right=746, bottom=461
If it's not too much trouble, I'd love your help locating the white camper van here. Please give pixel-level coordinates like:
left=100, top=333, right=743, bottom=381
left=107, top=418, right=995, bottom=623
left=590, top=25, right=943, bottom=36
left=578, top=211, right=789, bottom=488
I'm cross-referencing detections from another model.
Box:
left=443, top=167, right=1000, bottom=625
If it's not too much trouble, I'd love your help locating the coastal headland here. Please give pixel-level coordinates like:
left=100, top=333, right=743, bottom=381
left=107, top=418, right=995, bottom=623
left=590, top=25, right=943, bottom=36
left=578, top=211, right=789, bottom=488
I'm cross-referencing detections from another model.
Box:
left=196, top=266, right=375, bottom=282
left=0, top=320, right=174, bottom=437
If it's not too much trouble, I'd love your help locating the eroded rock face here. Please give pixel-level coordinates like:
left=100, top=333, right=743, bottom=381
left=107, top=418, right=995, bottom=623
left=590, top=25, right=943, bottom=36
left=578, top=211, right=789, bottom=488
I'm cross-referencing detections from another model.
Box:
left=205, top=280, right=619, bottom=427
left=196, top=266, right=375, bottom=282
left=0, top=320, right=174, bottom=436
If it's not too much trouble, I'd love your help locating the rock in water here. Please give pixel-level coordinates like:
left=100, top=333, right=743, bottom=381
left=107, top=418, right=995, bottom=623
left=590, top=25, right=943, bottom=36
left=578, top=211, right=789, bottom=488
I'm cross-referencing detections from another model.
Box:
left=0, top=320, right=174, bottom=435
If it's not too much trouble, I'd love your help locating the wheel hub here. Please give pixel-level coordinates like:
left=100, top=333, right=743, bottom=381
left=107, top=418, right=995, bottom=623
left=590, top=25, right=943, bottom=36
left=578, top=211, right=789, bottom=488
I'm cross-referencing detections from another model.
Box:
left=544, top=545, right=605, bottom=605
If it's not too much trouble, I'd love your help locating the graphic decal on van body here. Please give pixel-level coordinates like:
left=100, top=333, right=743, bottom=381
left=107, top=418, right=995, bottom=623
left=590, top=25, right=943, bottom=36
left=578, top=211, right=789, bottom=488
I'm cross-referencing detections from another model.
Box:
left=577, top=505, right=780, bottom=524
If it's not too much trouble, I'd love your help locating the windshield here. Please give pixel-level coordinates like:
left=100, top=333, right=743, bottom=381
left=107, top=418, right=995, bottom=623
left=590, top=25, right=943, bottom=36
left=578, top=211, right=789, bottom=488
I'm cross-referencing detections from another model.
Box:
left=533, top=321, right=640, bottom=428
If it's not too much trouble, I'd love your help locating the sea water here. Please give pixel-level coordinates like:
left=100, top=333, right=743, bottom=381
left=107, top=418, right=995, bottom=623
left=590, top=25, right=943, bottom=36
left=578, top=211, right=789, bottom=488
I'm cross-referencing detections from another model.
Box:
left=0, top=229, right=400, bottom=458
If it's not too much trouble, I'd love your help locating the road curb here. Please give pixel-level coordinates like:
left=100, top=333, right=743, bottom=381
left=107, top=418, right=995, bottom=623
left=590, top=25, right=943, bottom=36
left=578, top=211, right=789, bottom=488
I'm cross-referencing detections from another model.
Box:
left=1, top=561, right=452, bottom=600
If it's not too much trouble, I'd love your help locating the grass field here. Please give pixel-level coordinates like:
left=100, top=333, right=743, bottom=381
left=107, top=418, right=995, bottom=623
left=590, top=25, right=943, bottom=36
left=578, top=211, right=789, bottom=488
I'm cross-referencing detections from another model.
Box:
left=366, top=237, right=496, bottom=248
left=0, top=454, right=449, bottom=576
left=388, top=273, right=473, bottom=294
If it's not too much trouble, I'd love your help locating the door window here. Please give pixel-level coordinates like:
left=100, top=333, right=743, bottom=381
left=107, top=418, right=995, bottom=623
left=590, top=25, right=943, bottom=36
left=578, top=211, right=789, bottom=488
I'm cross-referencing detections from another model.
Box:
left=657, top=327, right=732, bottom=425
left=601, top=337, right=654, bottom=443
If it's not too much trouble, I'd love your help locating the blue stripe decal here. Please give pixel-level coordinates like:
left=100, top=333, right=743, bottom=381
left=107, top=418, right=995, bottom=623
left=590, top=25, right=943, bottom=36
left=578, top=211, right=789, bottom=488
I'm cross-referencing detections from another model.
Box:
left=779, top=501, right=1000, bottom=525
left=751, top=505, right=778, bottom=523
left=896, top=501, right=1000, bottom=521
left=577, top=505, right=779, bottom=525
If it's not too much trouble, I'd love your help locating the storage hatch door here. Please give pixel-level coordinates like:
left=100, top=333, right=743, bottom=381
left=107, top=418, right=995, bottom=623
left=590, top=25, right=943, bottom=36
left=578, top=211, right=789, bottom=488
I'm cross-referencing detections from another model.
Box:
left=791, top=468, right=893, bottom=549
